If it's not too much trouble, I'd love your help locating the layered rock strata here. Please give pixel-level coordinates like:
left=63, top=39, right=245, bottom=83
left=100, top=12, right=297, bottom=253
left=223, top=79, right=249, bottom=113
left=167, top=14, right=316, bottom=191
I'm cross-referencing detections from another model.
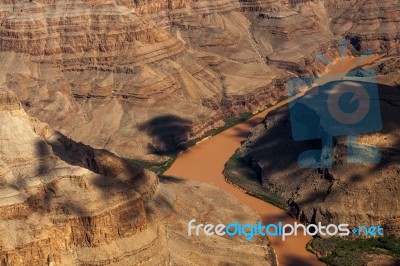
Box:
left=236, top=82, right=400, bottom=237
left=0, top=90, right=275, bottom=265
left=1, top=0, right=398, bottom=160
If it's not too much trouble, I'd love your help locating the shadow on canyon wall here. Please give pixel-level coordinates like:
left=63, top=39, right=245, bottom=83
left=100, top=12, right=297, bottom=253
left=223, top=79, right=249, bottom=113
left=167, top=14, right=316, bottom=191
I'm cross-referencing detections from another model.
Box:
left=29, top=114, right=195, bottom=218
left=139, top=115, right=192, bottom=156
left=158, top=175, right=185, bottom=184
left=240, top=82, right=400, bottom=224
left=31, top=131, right=148, bottom=216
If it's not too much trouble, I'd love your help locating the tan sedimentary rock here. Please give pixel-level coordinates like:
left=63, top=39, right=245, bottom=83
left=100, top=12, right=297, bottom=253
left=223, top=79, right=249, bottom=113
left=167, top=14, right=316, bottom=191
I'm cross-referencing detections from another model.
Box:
left=74, top=177, right=275, bottom=266
left=0, top=0, right=397, bottom=161
left=0, top=0, right=307, bottom=161
left=0, top=89, right=157, bottom=264
left=0, top=0, right=398, bottom=263
left=0, top=90, right=275, bottom=265
left=236, top=81, right=400, bottom=237
left=327, top=0, right=400, bottom=54
left=232, top=0, right=400, bottom=236
left=0, top=90, right=21, bottom=111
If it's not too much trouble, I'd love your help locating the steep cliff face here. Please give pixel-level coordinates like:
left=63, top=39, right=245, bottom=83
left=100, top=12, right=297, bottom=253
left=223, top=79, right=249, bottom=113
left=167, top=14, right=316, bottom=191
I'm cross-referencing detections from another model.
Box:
left=328, top=0, right=400, bottom=54
left=0, top=0, right=398, bottom=162
left=0, top=89, right=156, bottom=264
left=0, top=0, right=288, bottom=161
left=235, top=80, right=400, bottom=237
left=0, top=89, right=275, bottom=265
left=228, top=0, right=400, bottom=237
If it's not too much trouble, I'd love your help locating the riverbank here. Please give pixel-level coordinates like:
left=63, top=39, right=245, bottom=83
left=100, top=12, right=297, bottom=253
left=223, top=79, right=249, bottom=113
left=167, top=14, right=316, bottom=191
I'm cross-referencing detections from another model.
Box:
left=121, top=51, right=385, bottom=265
left=164, top=94, right=323, bottom=266
left=223, top=149, right=287, bottom=210
left=128, top=111, right=256, bottom=175
left=163, top=53, right=384, bottom=265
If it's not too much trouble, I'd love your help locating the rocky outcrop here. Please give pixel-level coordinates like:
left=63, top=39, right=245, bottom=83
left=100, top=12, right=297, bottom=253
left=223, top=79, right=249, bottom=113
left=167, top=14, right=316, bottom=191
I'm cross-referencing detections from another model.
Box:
left=369, top=55, right=400, bottom=86
left=0, top=0, right=398, bottom=162
left=0, top=0, right=288, bottom=161
left=0, top=90, right=275, bottom=265
left=0, top=89, right=158, bottom=264
left=0, top=90, right=21, bottom=111
left=328, top=0, right=400, bottom=54
left=0, top=0, right=398, bottom=264
left=235, top=81, right=400, bottom=237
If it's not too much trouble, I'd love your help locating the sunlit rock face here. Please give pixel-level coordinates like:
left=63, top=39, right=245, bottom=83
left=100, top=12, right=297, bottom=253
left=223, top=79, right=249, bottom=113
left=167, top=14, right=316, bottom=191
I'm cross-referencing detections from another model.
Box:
left=0, top=89, right=274, bottom=265
left=0, top=0, right=398, bottom=161
left=236, top=80, right=400, bottom=237
left=0, top=89, right=155, bottom=264
left=226, top=0, right=400, bottom=240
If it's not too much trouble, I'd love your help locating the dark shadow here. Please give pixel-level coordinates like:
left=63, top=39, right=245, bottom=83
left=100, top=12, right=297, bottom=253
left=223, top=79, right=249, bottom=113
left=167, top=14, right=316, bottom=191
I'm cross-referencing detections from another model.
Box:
left=285, top=255, right=317, bottom=266
left=350, top=174, right=363, bottom=182
left=25, top=140, right=57, bottom=213
left=30, top=130, right=148, bottom=219
left=159, top=175, right=185, bottom=184
left=46, top=131, right=144, bottom=179
left=236, top=81, right=400, bottom=228
left=230, top=118, right=265, bottom=139
left=36, top=140, right=51, bottom=175
left=138, top=115, right=192, bottom=156
left=349, top=36, right=362, bottom=51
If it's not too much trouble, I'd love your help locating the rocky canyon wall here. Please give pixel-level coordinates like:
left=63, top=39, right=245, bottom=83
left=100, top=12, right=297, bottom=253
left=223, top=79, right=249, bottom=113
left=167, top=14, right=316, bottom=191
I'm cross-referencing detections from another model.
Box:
left=235, top=79, right=400, bottom=237
left=0, top=89, right=275, bottom=265
left=0, top=0, right=398, bottom=162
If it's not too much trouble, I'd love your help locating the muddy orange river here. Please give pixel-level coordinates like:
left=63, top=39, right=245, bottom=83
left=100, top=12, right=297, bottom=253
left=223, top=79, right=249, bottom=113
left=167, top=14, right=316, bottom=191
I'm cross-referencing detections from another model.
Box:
left=165, top=54, right=381, bottom=266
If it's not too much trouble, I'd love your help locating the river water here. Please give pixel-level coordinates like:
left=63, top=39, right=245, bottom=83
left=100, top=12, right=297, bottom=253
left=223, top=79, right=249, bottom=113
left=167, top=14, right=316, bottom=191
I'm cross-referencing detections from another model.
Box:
left=165, top=54, right=381, bottom=266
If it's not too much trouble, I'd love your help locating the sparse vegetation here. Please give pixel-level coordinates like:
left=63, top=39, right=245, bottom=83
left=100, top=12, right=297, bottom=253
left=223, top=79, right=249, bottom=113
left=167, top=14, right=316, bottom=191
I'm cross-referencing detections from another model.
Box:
left=128, top=157, right=176, bottom=175
left=128, top=112, right=256, bottom=174
left=224, top=150, right=286, bottom=209
left=309, top=237, right=400, bottom=266
left=128, top=98, right=284, bottom=176
left=277, top=95, right=289, bottom=103
left=182, top=112, right=254, bottom=149
left=246, top=191, right=286, bottom=210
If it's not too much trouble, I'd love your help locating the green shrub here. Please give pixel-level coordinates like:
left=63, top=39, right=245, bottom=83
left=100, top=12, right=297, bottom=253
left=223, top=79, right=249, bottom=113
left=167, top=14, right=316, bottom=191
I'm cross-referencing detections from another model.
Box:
left=310, top=237, right=400, bottom=266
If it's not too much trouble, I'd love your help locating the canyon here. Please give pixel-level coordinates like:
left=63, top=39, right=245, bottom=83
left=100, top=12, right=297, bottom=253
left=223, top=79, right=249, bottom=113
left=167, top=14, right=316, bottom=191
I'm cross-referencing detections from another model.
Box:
left=2, top=0, right=398, bottom=162
left=229, top=53, right=400, bottom=264
left=0, top=89, right=275, bottom=265
left=0, top=0, right=399, bottom=265
left=235, top=80, right=400, bottom=235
